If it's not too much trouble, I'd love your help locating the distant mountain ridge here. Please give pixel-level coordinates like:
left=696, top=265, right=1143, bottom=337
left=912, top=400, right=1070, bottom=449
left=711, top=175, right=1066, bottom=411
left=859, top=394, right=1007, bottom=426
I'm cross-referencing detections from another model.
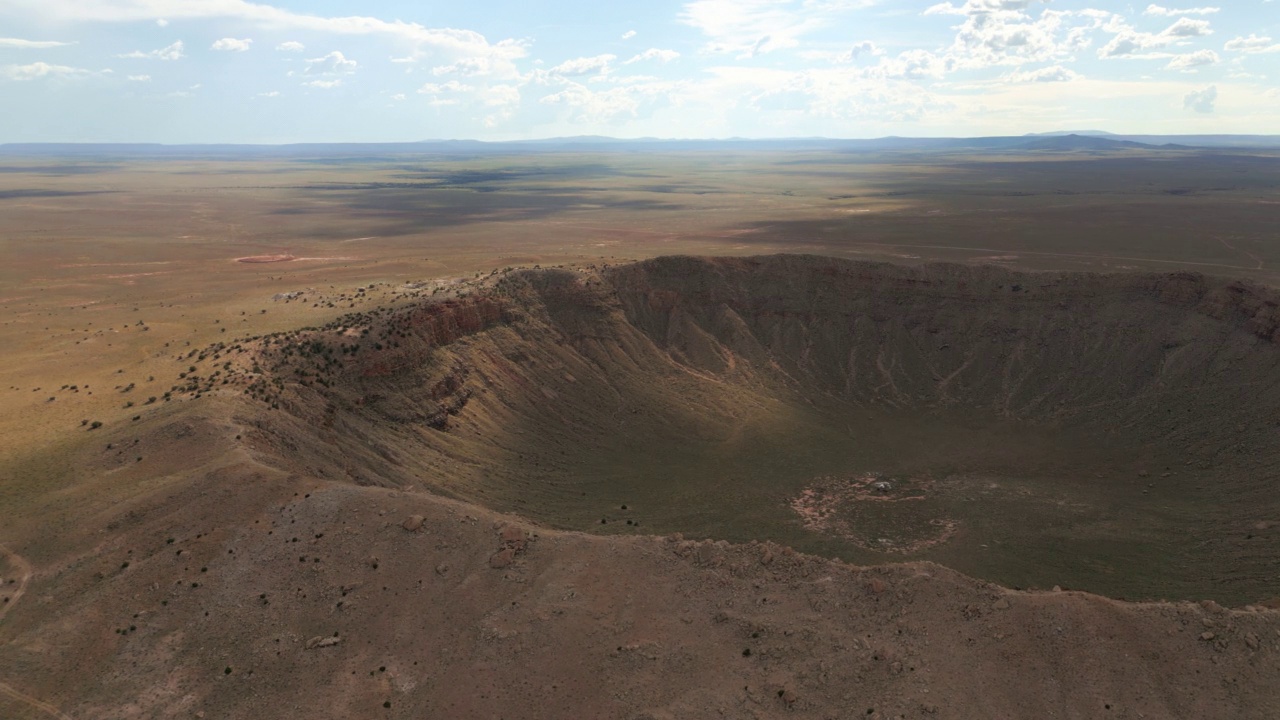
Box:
left=1024, top=130, right=1118, bottom=137
left=2, top=133, right=1278, bottom=158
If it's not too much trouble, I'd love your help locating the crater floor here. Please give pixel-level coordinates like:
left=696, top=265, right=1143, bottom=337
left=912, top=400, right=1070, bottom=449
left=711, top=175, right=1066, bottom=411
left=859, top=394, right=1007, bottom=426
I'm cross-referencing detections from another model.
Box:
left=231, top=255, right=1280, bottom=604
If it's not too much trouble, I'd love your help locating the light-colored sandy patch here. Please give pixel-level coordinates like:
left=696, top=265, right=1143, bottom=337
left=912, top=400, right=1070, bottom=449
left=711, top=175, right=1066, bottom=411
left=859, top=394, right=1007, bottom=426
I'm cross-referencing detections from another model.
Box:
left=102, top=272, right=167, bottom=280
left=791, top=473, right=958, bottom=554
left=235, top=254, right=295, bottom=264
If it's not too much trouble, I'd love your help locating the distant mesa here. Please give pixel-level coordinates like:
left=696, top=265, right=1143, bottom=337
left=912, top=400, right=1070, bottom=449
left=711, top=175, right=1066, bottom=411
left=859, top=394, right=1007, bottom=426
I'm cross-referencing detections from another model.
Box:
left=1016, top=134, right=1152, bottom=151
left=236, top=254, right=295, bottom=264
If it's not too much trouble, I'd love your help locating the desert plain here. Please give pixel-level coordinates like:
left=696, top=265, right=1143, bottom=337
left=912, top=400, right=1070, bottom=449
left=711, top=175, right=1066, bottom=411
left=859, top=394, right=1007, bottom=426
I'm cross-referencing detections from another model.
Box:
left=2, top=141, right=1280, bottom=718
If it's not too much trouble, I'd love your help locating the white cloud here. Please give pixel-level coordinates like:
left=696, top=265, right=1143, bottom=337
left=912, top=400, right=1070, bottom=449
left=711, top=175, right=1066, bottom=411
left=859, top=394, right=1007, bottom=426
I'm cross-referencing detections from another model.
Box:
left=799, top=41, right=884, bottom=64
left=155, top=18, right=168, bottom=27
left=0, top=61, right=97, bottom=80
left=276, top=40, right=305, bottom=52
left=418, top=80, right=474, bottom=94
left=840, top=40, right=882, bottom=61
left=391, top=92, right=405, bottom=100
left=539, top=76, right=682, bottom=124
left=550, top=54, right=616, bottom=76
left=257, top=90, right=280, bottom=96
left=303, top=78, right=343, bottom=88
left=0, top=38, right=75, bottom=49
left=126, top=73, right=151, bottom=81
left=305, top=50, right=356, bottom=74
left=924, top=1, right=1049, bottom=16
left=621, top=30, right=637, bottom=40
left=118, top=40, right=184, bottom=60
left=416, top=79, right=475, bottom=106
left=625, top=48, right=680, bottom=64
left=1004, top=64, right=1080, bottom=82
left=923, top=2, right=1101, bottom=74
left=1225, top=35, right=1280, bottom=54
left=1162, top=17, right=1212, bottom=38
left=414, top=79, right=520, bottom=124
left=1144, top=4, right=1220, bottom=16
left=430, top=56, right=506, bottom=76
left=867, top=49, right=950, bottom=79
left=1165, top=48, right=1219, bottom=71
left=680, top=0, right=873, bottom=58
left=437, top=83, right=519, bottom=123
left=23, top=0, right=530, bottom=81
left=719, top=65, right=946, bottom=124
left=1098, top=17, right=1214, bottom=58
left=211, top=37, right=252, bottom=52
left=1183, top=84, right=1216, bottom=112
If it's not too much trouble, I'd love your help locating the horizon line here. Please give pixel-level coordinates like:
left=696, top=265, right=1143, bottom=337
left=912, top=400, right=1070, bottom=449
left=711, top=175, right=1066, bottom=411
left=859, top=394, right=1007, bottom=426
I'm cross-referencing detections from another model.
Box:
left=5, top=132, right=1280, bottom=147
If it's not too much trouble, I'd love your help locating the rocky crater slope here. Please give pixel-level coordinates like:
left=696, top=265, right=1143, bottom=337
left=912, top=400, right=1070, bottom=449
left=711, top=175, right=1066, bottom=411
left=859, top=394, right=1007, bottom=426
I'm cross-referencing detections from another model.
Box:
left=2, top=255, right=1279, bottom=719
left=240, top=255, right=1280, bottom=603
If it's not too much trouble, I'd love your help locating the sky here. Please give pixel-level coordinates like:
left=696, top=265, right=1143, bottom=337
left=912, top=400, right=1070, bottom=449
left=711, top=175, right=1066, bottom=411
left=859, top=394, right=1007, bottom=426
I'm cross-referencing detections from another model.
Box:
left=1, top=0, right=1278, bottom=142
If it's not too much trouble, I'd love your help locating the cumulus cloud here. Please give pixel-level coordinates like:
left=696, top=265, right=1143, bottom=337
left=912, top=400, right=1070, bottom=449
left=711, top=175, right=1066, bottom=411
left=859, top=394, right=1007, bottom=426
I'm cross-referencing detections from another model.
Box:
left=155, top=18, right=168, bottom=26
left=1165, top=48, right=1219, bottom=70
left=0, top=61, right=97, bottom=80
left=257, top=90, right=280, bottom=96
left=276, top=40, right=305, bottom=52
left=303, top=78, right=342, bottom=88
left=625, top=48, right=679, bottom=64
left=1225, top=35, right=1280, bottom=54
left=1144, top=4, right=1219, bottom=16
left=126, top=73, right=150, bottom=81
left=621, top=30, right=636, bottom=40
left=118, top=40, right=184, bottom=60
left=550, top=54, right=615, bottom=76
left=923, top=0, right=1089, bottom=72
left=1162, top=17, right=1212, bottom=37
left=1183, top=84, right=1216, bottom=112
left=866, top=49, right=950, bottom=80
left=841, top=40, right=882, bottom=60
left=304, top=50, right=356, bottom=74
left=1099, top=17, right=1214, bottom=58
left=211, top=37, right=252, bottom=52
left=0, top=38, right=75, bottom=49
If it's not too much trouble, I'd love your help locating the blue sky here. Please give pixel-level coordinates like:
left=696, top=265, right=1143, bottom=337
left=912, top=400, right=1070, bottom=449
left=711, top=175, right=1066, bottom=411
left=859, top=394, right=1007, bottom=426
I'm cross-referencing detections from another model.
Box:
left=1, top=0, right=1277, bottom=142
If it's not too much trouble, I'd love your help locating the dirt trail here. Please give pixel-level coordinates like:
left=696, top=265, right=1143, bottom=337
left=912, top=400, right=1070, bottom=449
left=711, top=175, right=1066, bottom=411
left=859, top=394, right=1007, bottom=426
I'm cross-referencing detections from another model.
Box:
left=0, top=682, right=73, bottom=720
left=0, top=544, right=72, bottom=720
left=0, top=544, right=30, bottom=624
